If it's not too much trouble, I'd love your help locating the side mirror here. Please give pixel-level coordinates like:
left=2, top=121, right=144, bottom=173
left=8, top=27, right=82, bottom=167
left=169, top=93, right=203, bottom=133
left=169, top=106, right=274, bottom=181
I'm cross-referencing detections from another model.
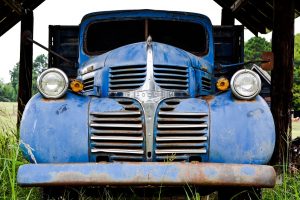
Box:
left=261, top=52, right=274, bottom=71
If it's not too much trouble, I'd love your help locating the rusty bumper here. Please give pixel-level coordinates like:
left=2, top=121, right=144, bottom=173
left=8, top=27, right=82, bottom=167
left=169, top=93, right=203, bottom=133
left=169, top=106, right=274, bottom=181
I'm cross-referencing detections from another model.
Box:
left=17, top=162, right=276, bottom=187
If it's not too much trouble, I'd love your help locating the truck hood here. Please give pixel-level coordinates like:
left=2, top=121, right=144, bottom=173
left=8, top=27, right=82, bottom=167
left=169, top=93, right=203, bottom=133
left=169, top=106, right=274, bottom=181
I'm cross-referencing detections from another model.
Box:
left=80, top=42, right=213, bottom=73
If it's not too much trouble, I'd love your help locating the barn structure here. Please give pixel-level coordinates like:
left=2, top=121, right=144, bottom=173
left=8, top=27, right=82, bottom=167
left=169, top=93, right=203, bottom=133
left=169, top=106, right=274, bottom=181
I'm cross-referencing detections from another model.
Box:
left=0, top=0, right=299, bottom=167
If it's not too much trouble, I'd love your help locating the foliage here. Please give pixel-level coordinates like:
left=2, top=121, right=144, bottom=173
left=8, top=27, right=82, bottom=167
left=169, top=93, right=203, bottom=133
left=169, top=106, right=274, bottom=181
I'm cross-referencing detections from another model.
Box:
left=0, top=81, right=16, bottom=102
left=293, top=34, right=300, bottom=111
left=32, top=54, right=48, bottom=95
left=295, top=33, right=300, bottom=66
left=3, top=54, right=48, bottom=101
left=293, top=66, right=300, bottom=111
left=244, top=37, right=271, bottom=62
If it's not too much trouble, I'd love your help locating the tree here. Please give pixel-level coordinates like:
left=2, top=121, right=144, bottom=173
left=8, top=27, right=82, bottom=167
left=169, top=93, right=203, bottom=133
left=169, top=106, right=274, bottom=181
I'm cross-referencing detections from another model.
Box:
left=295, top=33, right=300, bottom=66
left=8, top=54, right=48, bottom=100
left=32, top=54, right=48, bottom=95
left=0, top=80, right=16, bottom=101
left=244, top=37, right=271, bottom=62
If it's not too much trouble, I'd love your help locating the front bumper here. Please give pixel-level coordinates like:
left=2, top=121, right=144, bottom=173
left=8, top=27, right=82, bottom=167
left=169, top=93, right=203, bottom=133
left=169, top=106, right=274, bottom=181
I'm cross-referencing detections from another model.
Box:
left=17, top=162, right=276, bottom=187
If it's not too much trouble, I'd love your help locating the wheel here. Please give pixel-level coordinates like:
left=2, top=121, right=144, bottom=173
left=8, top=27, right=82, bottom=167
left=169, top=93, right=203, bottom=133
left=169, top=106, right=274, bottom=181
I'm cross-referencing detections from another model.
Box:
left=42, top=187, right=79, bottom=200
left=218, top=187, right=262, bottom=200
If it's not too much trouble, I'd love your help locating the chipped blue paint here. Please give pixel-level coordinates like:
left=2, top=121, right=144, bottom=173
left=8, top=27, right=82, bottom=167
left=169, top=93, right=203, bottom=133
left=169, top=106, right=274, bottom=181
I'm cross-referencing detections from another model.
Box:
left=241, top=166, right=256, bottom=176
left=20, top=92, right=91, bottom=163
left=208, top=91, right=275, bottom=164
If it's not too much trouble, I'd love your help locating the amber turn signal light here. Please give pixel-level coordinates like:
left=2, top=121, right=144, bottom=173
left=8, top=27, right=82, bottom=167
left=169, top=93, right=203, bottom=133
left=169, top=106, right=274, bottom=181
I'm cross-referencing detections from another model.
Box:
left=216, top=77, right=229, bottom=91
left=70, top=79, right=84, bottom=92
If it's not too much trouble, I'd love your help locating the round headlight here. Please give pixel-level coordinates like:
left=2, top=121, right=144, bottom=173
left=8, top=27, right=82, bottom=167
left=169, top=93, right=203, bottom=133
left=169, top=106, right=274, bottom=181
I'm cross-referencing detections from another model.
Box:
left=37, top=68, right=69, bottom=99
left=230, top=69, right=261, bottom=100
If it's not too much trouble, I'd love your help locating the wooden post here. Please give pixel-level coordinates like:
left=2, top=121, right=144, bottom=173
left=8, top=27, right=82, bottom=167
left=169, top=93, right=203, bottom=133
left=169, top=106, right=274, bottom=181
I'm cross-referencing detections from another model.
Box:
left=221, top=8, right=235, bottom=25
left=17, top=9, right=33, bottom=127
left=270, top=0, right=295, bottom=170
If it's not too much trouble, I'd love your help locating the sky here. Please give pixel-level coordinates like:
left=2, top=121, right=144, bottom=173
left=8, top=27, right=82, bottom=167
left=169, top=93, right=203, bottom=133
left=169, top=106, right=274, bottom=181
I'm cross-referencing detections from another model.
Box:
left=0, top=0, right=300, bottom=83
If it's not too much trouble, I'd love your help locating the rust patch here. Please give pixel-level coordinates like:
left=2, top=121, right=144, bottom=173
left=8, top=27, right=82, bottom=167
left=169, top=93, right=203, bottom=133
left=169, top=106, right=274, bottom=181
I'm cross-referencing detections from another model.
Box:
left=201, top=95, right=215, bottom=102
left=42, top=97, right=66, bottom=102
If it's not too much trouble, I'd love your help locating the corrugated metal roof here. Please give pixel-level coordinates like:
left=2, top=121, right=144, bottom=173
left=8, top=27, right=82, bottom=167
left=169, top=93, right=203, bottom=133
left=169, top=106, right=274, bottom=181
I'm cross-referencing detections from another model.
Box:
left=213, top=0, right=300, bottom=35
left=0, top=0, right=44, bottom=37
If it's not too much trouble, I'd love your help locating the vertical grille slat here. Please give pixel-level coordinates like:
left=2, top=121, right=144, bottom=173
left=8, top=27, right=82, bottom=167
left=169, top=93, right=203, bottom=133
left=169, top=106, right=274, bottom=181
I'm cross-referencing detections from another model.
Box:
left=201, top=77, right=212, bottom=91
left=155, top=99, right=208, bottom=162
left=154, top=65, right=189, bottom=91
left=109, top=65, right=146, bottom=91
left=90, top=99, right=145, bottom=161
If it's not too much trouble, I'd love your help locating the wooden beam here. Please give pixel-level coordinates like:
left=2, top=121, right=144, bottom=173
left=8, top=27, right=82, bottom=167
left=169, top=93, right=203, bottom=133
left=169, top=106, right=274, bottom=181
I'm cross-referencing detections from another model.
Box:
left=2, top=0, right=23, bottom=15
left=17, top=10, right=33, bottom=127
left=230, top=0, right=248, bottom=13
left=270, top=0, right=295, bottom=170
left=221, top=8, right=235, bottom=25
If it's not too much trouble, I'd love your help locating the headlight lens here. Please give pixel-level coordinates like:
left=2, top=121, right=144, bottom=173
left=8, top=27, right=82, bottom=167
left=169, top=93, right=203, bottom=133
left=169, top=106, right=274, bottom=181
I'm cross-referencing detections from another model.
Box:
left=37, top=68, right=69, bottom=98
left=230, top=69, right=261, bottom=100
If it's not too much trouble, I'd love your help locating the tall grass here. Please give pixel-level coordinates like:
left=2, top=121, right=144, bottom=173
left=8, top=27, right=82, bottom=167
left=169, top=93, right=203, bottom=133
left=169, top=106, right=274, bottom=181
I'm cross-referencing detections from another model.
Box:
left=0, top=109, right=39, bottom=199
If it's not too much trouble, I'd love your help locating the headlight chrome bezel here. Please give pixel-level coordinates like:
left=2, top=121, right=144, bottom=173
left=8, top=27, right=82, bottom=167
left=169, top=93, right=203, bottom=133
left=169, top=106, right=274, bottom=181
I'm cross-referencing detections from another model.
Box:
left=37, top=68, right=69, bottom=99
left=230, top=69, right=262, bottom=100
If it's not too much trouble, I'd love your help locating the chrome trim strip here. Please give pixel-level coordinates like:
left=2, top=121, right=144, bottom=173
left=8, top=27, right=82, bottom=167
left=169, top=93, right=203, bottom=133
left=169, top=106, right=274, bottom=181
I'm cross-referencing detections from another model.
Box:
left=90, top=111, right=141, bottom=116
left=158, top=111, right=208, bottom=116
left=91, top=149, right=144, bottom=154
left=156, top=136, right=207, bottom=141
left=155, top=149, right=207, bottom=154
left=90, top=124, right=142, bottom=128
left=91, top=136, right=143, bottom=141
left=157, top=124, right=208, bottom=129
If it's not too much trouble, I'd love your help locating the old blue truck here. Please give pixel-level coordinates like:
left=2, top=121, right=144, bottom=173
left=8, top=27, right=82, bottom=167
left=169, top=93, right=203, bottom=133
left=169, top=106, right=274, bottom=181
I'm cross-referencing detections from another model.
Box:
left=17, top=10, right=276, bottom=199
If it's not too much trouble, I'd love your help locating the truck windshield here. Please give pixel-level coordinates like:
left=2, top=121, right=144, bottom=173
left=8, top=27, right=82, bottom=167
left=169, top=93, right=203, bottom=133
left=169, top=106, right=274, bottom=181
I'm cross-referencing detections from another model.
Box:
left=84, top=19, right=208, bottom=56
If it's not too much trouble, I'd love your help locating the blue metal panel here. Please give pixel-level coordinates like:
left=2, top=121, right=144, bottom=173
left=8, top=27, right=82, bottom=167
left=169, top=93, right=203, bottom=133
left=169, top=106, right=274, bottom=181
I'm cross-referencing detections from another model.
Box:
left=207, top=91, right=275, bottom=164
left=20, top=92, right=91, bottom=163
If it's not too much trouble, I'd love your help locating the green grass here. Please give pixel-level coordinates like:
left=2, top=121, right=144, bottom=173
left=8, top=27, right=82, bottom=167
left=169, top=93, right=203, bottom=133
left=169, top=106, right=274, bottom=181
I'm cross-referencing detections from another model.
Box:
left=0, top=103, right=39, bottom=199
left=0, top=102, right=300, bottom=199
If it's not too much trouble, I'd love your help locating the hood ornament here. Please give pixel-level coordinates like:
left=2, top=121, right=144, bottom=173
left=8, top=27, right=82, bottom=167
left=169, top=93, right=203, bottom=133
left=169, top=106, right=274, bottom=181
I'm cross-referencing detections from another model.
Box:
left=146, top=35, right=152, bottom=47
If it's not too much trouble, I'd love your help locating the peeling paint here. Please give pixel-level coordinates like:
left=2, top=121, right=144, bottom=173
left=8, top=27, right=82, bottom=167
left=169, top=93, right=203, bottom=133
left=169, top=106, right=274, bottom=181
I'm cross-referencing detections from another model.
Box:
left=56, top=104, right=68, bottom=115
left=20, top=140, right=37, bottom=164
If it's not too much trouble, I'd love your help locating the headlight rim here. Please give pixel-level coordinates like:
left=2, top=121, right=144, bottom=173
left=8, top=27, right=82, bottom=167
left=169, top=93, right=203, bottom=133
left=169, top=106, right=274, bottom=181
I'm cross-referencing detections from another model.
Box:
left=230, top=69, right=261, bottom=100
left=37, top=68, right=69, bottom=99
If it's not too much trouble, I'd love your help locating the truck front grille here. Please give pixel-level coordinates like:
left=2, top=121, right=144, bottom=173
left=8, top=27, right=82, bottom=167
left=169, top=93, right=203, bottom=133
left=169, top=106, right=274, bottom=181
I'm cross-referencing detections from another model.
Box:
left=109, top=65, right=146, bottom=91
left=83, top=76, right=94, bottom=92
left=154, top=65, right=188, bottom=91
left=155, top=99, right=208, bottom=161
left=90, top=99, right=145, bottom=161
